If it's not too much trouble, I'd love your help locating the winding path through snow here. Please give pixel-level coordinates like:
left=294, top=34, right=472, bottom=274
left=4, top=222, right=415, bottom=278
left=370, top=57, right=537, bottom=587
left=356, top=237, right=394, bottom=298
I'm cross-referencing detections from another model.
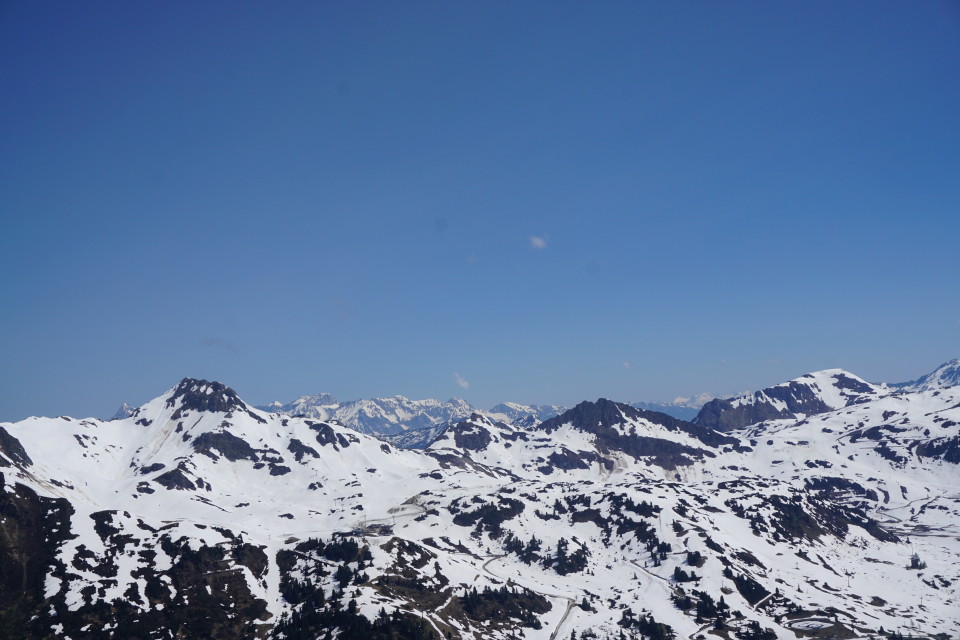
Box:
left=481, top=553, right=577, bottom=640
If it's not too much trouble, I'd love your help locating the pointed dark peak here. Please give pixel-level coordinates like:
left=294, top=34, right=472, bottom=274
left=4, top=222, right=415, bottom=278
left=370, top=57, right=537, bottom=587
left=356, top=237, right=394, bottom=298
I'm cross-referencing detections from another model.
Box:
left=537, top=398, right=640, bottom=434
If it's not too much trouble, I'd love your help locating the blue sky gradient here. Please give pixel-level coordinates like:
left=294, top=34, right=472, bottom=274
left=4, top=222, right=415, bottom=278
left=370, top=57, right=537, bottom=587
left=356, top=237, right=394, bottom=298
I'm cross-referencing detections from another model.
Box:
left=2, top=2, right=959, bottom=420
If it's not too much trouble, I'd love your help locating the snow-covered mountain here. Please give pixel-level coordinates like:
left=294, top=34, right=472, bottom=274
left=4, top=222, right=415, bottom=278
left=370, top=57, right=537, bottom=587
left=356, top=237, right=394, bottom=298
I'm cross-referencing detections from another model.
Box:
left=260, top=392, right=338, bottom=415
left=253, top=396, right=567, bottom=440
left=631, top=394, right=714, bottom=422
left=255, top=394, right=476, bottom=436
left=892, top=358, right=960, bottom=393
left=254, top=395, right=714, bottom=440
left=3, top=372, right=958, bottom=639
left=693, top=369, right=885, bottom=431
left=486, top=402, right=567, bottom=427
left=110, top=402, right=137, bottom=420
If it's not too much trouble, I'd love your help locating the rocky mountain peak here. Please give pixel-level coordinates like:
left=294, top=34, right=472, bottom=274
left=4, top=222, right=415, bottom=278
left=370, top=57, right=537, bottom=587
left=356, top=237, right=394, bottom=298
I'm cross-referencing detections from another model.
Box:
left=165, top=378, right=249, bottom=415
left=537, top=398, right=639, bottom=434
left=110, top=402, right=138, bottom=420
left=895, top=359, right=960, bottom=392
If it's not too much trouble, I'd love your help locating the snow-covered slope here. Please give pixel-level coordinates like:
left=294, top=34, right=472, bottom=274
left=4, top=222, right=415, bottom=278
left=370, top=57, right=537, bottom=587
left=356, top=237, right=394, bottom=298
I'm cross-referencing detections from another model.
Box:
left=380, top=422, right=451, bottom=450
left=2, top=375, right=958, bottom=639
left=429, top=401, right=741, bottom=482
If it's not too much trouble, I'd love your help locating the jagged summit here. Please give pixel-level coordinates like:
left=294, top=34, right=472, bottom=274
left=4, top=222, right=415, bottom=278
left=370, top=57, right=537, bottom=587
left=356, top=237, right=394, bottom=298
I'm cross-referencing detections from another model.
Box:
left=165, top=378, right=248, bottom=414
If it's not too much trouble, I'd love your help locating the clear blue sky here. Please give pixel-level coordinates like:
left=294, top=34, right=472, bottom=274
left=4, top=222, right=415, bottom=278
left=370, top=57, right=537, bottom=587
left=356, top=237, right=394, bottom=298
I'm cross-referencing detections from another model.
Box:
left=2, top=1, right=959, bottom=420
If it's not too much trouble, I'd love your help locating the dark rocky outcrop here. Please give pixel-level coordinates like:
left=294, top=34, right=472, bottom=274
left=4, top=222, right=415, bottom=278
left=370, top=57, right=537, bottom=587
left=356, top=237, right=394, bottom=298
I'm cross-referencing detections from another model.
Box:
left=139, top=462, right=166, bottom=475
left=537, top=448, right=613, bottom=475
left=916, top=435, right=960, bottom=464
left=0, top=427, right=32, bottom=467
left=154, top=464, right=197, bottom=491
left=0, top=473, right=75, bottom=637
left=450, top=415, right=495, bottom=451
left=694, top=397, right=794, bottom=432
left=287, top=439, right=320, bottom=462
left=308, top=422, right=353, bottom=449
left=192, top=431, right=259, bottom=463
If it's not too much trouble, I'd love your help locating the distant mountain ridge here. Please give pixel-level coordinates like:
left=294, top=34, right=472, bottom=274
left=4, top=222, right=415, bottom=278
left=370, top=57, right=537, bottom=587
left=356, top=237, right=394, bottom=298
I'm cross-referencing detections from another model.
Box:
left=249, top=395, right=710, bottom=442
left=106, top=360, right=959, bottom=443
left=631, top=397, right=709, bottom=422
left=3, top=366, right=959, bottom=638
left=254, top=394, right=474, bottom=435
left=891, top=358, right=960, bottom=392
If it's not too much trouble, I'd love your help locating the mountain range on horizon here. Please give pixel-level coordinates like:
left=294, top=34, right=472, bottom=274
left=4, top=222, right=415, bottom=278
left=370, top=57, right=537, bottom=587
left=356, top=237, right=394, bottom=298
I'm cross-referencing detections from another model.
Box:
left=0, top=358, right=958, bottom=638
left=110, top=385, right=711, bottom=435
left=107, top=358, right=960, bottom=446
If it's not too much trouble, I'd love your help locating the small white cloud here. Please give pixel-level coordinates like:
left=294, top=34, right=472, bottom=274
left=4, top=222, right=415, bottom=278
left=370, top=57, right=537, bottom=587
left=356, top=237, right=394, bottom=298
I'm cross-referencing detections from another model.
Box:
left=529, top=235, right=547, bottom=249
left=672, top=396, right=691, bottom=404
left=623, top=361, right=631, bottom=369
left=453, top=372, right=470, bottom=389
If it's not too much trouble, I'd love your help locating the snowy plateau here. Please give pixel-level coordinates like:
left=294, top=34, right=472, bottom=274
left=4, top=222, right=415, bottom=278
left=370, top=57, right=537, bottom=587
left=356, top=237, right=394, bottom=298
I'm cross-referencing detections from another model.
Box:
left=0, top=362, right=958, bottom=639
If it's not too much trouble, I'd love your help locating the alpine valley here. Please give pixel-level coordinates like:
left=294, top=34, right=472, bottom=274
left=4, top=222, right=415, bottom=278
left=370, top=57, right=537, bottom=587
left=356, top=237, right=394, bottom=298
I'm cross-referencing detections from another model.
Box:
left=1, top=362, right=959, bottom=640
